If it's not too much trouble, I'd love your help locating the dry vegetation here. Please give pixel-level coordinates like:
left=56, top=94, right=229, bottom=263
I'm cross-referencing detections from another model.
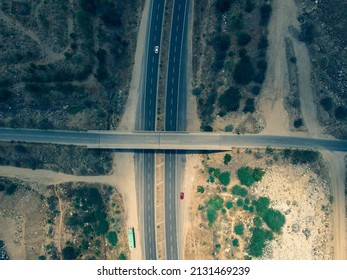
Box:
left=0, top=178, right=129, bottom=260
left=293, top=0, right=347, bottom=139
left=0, top=141, right=112, bottom=175
left=184, top=148, right=334, bottom=259
left=192, top=0, right=271, bottom=132
left=0, top=0, right=144, bottom=130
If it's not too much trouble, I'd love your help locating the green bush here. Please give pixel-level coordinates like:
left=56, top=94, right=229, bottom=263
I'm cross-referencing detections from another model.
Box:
left=294, top=118, right=304, bottom=128
left=232, top=185, right=248, bottom=197
left=243, top=98, right=255, bottom=113
left=221, top=208, right=227, bottom=215
left=219, top=172, right=230, bottom=186
left=233, top=56, right=255, bottom=85
left=215, top=0, right=233, bottom=13
left=320, top=97, right=333, bottom=111
left=260, top=4, right=272, bottom=26
left=234, top=223, right=244, bottom=235
left=0, top=89, right=11, bottom=102
left=207, top=208, right=217, bottom=225
left=335, top=106, right=347, bottom=120
left=197, top=186, right=205, bottom=193
left=223, top=154, right=232, bottom=165
left=62, top=246, right=78, bottom=260
left=237, top=167, right=255, bottom=186
left=290, top=150, right=319, bottom=164
left=218, top=87, right=241, bottom=112
left=256, top=197, right=270, bottom=217
left=206, top=195, right=224, bottom=211
left=253, top=168, right=265, bottom=182
left=253, top=217, right=263, bottom=227
left=245, top=198, right=250, bottom=205
left=251, top=85, right=261, bottom=96
left=263, top=209, right=286, bottom=233
left=232, top=238, right=239, bottom=247
left=226, top=201, right=233, bottom=209
left=237, top=32, right=252, bottom=46
left=237, top=198, right=244, bottom=207
left=248, top=228, right=273, bottom=257
left=224, top=124, right=234, bottom=132
left=119, top=253, right=127, bottom=260
left=258, top=35, right=269, bottom=50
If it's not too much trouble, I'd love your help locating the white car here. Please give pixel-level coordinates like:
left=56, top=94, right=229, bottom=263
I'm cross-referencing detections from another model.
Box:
left=154, top=46, right=159, bottom=54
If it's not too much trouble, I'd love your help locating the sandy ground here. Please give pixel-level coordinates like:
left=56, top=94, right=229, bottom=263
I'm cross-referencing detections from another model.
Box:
left=320, top=151, right=347, bottom=259
left=259, top=0, right=297, bottom=136
left=182, top=151, right=335, bottom=260
left=254, top=165, right=333, bottom=259
left=257, top=0, right=346, bottom=259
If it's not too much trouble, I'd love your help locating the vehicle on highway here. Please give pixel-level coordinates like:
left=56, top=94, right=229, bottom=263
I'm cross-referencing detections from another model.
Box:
left=154, top=45, right=159, bottom=54
left=180, top=192, right=184, bottom=200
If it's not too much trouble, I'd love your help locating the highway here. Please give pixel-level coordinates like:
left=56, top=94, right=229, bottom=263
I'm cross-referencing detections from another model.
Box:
left=1, top=128, right=346, bottom=152
left=164, top=0, right=189, bottom=260
left=139, top=0, right=165, bottom=260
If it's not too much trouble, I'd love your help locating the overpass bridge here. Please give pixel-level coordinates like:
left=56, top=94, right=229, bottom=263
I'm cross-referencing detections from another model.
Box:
left=0, top=128, right=346, bottom=152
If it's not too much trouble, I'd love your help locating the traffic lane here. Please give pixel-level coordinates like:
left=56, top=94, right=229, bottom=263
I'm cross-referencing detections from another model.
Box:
left=144, top=151, right=157, bottom=260
left=176, top=0, right=189, bottom=131
left=165, top=0, right=188, bottom=131
left=165, top=150, right=178, bottom=260
left=145, top=0, right=165, bottom=131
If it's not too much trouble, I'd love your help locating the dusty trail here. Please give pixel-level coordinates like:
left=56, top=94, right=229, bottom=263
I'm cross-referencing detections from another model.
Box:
left=321, top=151, right=347, bottom=259
left=258, top=0, right=346, bottom=259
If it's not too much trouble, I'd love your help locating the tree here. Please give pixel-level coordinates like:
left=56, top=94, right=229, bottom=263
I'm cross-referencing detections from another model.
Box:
left=294, top=118, right=304, bottom=128
left=119, top=253, right=127, bottom=260
left=335, top=106, right=347, bottom=120
left=234, top=223, right=244, bottom=235
left=243, top=98, right=255, bottom=113
left=219, top=172, right=230, bottom=186
left=253, top=217, right=263, bottom=227
left=215, top=0, right=234, bottom=13
left=218, top=87, right=241, bottom=112
left=231, top=185, right=248, bottom=197
left=207, top=208, right=217, bottom=225
left=223, top=154, right=232, bottom=165
left=256, top=197, right=270, bottom=217
left=248, top=228, right=273, bottom=257
left=320, top=97, right=333, bottom=111
left=226, top=201, right=233, bottom=209
left=253, top=168, right=265, bottom=182
left=237, top=166, right=255, bottom=186
left=260, top=4, right=272, bottom=26
left=207, top=195, right=224, bottom=211
left=236, top=198, right=244, bottom=207
left=0, top=89, right=11, bottom=102
left=106, top=231, right=118, bottom=246
left=237, top=32, right=252, bottom=46
left=233, top=56, right=255, bottom=85
left=62, top=246, right=77, bottom=260
left=263, top=208, right=286, bottom=233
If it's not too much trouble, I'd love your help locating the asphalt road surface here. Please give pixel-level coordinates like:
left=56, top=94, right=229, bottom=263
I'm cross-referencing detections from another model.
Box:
left=140, top=0, right=165, bottom=260
left=1, top=128, right=347, bottom=152
left=164, top=0, right=189, bottom=260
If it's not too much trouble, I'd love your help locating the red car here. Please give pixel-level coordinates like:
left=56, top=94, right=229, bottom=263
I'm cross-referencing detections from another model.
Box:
left=180, top=192, right=184, bottom=200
